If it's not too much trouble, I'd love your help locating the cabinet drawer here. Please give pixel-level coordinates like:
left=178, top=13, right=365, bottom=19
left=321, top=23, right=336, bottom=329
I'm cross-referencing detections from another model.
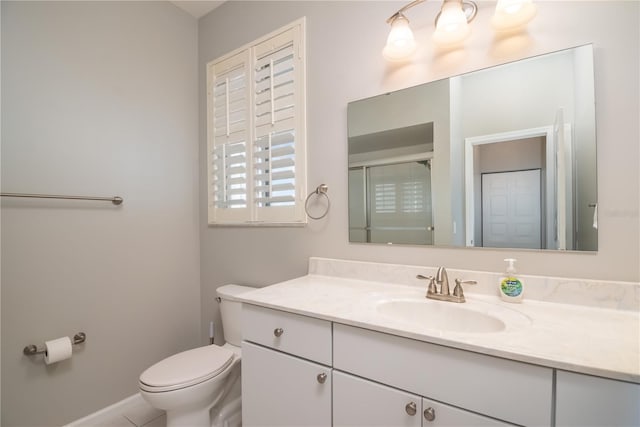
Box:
left=242, top=304, right=332, bottom=365
left=334, top=324, right=553, bottom=426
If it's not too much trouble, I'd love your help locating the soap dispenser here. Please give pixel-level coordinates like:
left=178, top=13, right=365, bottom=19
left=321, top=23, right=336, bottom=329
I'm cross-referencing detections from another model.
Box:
left=499, top=258, right=524, bottom=303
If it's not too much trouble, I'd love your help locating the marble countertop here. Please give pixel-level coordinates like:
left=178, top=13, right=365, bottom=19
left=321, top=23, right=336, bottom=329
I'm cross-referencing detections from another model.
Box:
left=236, top=274, right=640, bottom=383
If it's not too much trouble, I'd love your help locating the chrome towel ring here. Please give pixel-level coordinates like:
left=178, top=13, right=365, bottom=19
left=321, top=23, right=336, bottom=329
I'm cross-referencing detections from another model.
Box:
left=305, top=184, right=330, bottom=220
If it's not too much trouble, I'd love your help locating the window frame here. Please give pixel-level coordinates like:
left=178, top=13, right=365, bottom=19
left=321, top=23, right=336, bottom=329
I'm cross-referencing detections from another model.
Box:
left=206, top=18, right=307, bottom=226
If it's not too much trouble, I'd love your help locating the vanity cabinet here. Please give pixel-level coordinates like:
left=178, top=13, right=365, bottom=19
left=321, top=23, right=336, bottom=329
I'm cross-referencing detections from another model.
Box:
left=241, top=304, right=333, bottom=427
left=242, top=304, right=636, bottom=427
left=555, top=370, right=640, bottom=426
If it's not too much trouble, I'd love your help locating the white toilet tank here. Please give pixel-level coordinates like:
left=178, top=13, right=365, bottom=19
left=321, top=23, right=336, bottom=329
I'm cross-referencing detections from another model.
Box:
left=216, top=284, right=254, bottom=346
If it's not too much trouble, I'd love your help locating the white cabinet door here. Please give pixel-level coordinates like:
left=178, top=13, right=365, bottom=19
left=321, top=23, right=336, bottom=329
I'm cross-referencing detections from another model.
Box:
left=556, top=370, right=640, bottom=426
left=421, top=397, right=514, bottom=426
left=333, top=371, right=422, bottom=427
left=241, top=342, right=331, bottom=427
left=333, top=370, right=514, bottom=427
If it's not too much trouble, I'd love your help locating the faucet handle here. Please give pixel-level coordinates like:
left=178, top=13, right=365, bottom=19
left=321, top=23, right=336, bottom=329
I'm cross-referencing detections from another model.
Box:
left=453, top=279, right=477, bottom=299
left=417, top=274, right=438, bottom=295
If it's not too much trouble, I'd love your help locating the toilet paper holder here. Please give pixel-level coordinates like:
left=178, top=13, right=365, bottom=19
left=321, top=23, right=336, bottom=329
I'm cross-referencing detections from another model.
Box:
left=23, top=332, right=87, bottom=356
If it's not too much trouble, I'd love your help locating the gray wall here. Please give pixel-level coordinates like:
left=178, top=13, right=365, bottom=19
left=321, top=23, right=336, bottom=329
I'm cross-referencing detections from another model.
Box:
left=1, top=1, right=637, bottom=425
left=199, top=1, right=639, bottom=342
left=460, top=50, right=575, bottom=136
left=1, top=2, right=200, bottom=425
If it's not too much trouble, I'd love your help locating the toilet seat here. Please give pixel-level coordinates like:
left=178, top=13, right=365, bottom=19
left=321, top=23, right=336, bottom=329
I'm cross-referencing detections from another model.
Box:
left=139, top=345, right=235, bottom=393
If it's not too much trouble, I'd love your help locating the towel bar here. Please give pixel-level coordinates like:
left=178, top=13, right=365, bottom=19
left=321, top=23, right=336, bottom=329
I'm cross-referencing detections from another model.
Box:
left=1, top=193, right=123, bottom=205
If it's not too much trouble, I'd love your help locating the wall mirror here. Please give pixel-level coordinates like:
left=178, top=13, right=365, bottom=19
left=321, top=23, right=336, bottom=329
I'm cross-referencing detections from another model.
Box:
left=348, top=45, right=597, bottom=251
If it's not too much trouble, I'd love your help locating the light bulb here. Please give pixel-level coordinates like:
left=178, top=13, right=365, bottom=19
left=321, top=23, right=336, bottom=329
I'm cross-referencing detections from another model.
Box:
left=433, top=1, right=471, bottom=46
left=383, top=14, right=417, bottom=61
left=492, top=0, right=537, bottom=31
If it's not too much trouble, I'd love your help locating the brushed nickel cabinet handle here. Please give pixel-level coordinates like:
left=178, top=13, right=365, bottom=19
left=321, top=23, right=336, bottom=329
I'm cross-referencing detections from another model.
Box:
left=424, top=407, right=436, bottom=422
left=273, top=328, right=284, bottom=337
left=317, top=373, right=327, bottom=384
left=405, top=402, right=417, bottom=416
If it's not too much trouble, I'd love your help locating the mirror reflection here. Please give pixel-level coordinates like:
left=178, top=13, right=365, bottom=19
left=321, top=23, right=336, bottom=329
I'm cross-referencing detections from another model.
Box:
left=348, top=45, right=597, bottom=251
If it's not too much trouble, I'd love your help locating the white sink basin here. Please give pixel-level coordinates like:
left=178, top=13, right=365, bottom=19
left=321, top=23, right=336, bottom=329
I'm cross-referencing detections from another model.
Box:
left=376, top=298, right=531, bottom=334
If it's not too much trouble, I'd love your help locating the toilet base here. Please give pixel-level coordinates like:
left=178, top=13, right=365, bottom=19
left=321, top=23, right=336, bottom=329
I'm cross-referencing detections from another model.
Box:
left=157, top=358, right=240, bottom=427
left=212, top=395, right=241, bottom=427
left=166, top=407, right=211, bottom=427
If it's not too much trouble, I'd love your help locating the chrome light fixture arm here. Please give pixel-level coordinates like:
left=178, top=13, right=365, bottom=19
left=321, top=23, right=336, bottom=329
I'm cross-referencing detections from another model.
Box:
left=386, top=0, right=477, bottom=26
left=386, top=0, right=426, bottom=23
left=438, top=0, right=478, bottom=25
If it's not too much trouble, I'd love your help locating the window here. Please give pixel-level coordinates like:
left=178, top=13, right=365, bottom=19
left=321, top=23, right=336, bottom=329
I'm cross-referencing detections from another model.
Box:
left=207, top=18, right=306, bottom=225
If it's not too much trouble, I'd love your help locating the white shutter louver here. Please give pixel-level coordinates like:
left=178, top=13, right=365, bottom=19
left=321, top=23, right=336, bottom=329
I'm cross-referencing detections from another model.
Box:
left=253, top=30, right=299, bottom=211
left=401, top=181, right=425, bottom=213
left=208, top=51, right=251, bottom=221
left=212, top=141, right=247, bottom=208
left=375, top=183, right=396, bottom=214
left=254, top=130, right=296, bottom=207
left=207, top=18, right=306, bottom=224
left=254, top=41, right=296, bottom=128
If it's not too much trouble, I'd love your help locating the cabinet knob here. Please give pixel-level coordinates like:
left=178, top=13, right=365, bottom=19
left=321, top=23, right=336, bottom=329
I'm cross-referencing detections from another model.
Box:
left=317, top=373, right=327, bottom=384
left=405, top=402, right=417, bottom=416
left=424, top=407, right=436, bottom=422
left=273, top=328, right=284, bottom=337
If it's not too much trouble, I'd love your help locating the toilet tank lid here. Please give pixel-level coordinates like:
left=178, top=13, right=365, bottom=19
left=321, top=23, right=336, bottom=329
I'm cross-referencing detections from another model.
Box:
left=216, top=284, right=255, bottom=301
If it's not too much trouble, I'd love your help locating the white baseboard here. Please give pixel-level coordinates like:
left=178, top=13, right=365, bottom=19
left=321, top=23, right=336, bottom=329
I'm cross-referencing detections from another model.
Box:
left=64, top=393, right=144, bottom=426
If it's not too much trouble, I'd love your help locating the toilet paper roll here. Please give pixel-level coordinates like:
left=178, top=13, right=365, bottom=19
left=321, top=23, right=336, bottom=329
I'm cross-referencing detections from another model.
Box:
left=44, top=337, right=72, bottom=365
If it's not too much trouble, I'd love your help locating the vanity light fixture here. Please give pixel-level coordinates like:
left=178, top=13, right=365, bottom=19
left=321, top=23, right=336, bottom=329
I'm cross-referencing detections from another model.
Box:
left=491, top=0, right=537, bottom=31
left=383, top=13, right=418, bottom=61
left=383, top=0, right=536, bottom=61
left=433, top=0, right=476, bottom=46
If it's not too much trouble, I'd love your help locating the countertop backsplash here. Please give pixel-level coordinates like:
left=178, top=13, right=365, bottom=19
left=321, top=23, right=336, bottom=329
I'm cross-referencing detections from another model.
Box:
left=308, top=257, right=640, bottom=312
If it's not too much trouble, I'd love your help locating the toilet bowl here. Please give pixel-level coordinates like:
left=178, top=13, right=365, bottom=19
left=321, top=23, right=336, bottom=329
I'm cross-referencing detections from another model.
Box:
left=138, top=284, right=254, bottom=427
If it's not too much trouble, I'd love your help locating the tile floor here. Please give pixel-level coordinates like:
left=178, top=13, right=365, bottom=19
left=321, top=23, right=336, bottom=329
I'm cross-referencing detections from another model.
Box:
left=83, top=397, right=165, bottom=427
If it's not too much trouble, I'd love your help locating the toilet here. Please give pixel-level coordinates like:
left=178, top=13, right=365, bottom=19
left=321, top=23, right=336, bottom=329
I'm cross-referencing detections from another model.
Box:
left=139, top=284, right=254, bottom=427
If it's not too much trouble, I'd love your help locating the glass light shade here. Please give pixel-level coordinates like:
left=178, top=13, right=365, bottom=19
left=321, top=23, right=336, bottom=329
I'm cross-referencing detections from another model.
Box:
left=383, top=15, right=417, bottom=61
left=433, top=1, right=471, bottom=46
left=492, top=0, right=537, bottom=31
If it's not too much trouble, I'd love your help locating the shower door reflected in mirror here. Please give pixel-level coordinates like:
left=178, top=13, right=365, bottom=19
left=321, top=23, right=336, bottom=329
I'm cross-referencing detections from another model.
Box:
left=350, top=159, right=433, bottom=245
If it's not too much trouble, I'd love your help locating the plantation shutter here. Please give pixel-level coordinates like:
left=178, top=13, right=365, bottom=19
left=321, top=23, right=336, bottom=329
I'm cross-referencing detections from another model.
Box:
left=208, top=51, right=251, bottom=223
left=368, top=162, right=430, bottom=229
left=252, top=25, right=305, bottom=222
left=207, top=18, right=306, bottom=225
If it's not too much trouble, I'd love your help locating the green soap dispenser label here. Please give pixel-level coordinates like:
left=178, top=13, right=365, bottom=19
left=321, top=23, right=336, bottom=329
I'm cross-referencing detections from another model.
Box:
left=501, top=277, right=523, bottom=297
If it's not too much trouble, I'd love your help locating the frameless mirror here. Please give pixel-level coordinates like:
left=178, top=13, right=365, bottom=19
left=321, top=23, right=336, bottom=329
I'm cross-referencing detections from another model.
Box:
left=348, top=45, right=597, bottom=251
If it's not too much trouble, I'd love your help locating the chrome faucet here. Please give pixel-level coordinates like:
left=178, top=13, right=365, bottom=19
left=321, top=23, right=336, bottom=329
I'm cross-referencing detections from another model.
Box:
left=417, top=267, right=477, bottom=303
